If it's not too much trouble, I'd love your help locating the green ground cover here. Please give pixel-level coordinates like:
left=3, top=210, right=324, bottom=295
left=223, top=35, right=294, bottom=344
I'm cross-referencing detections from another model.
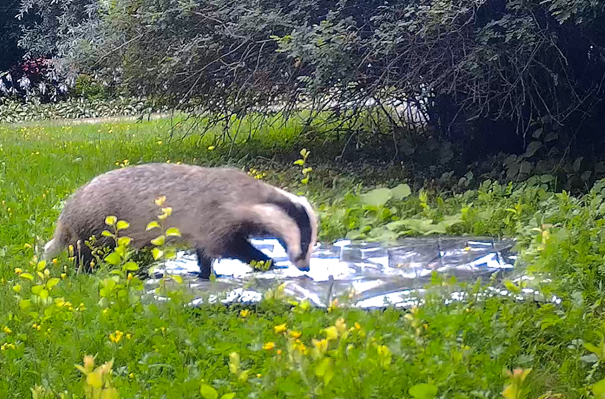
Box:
left=1, top=117, right=604, bottom=398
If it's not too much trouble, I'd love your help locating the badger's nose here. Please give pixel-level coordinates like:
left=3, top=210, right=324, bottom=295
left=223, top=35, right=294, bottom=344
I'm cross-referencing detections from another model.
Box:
left=293, top=258, right=310, bottom=272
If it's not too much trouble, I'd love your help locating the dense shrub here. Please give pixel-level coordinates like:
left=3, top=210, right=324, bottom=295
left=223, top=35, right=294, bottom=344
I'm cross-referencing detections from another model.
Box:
left=13, top=0, right=605, bottom=163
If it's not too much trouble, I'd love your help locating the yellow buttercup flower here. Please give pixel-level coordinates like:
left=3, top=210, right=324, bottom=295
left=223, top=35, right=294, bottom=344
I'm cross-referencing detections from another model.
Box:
left=274, top=323, right=287, bottom=334
left=262, top=342, right=275, bottom=350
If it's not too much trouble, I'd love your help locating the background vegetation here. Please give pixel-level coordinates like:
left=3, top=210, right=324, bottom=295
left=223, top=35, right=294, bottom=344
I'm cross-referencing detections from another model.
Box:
left=3, top=0, right=605, bottom=397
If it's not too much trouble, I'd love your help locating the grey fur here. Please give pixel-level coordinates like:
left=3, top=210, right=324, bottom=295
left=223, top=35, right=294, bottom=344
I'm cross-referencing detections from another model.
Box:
left=43, top=163, right=318, bottom=278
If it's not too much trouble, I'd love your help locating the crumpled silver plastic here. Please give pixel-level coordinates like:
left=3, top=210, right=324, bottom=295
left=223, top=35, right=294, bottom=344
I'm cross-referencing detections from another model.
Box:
left=143, top=236, right=561, bottom=309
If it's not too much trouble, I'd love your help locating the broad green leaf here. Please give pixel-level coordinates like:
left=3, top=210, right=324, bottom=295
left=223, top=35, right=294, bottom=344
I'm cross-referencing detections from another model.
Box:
left=104, top=252, right=121, bottom=266
left=166, top=227, right=182, bottom=237
left=171, top=275, right=183, bottom=284
left=122, top=261, right=139, bottom=272
left=293, top=159, right=304, bottom=166
left=314, top=358, right=334, bottom=385
left=146, top=221, right=160, bottom=231
left=116, top=220, right=130, bottom=231
left=360, top=187, right=393, bottom=208
left=200, top=384, right=218, bottom=399
left=409, top=383, right=438, bottom=399
left=105, top=216, right=117, bottom=226
left=37, top=260, right=46, bottom=271
left=86, top=370, right=103, bottom=389
left=117, top=237, right=132, bottom=247
left=46, top=278, right=60, bottom=290
left=152, top=248, right=163, bottom=260
left=19, top=299, right=31, bottom=310
left=39, top=289, right=49, bottom=300
left=20, top=273, right=34, bottom=281
left=151, top=235, right=165, bottom=246
left=100, top=387, right=119, bottom=399
left=592, top=377, right=605, bottom=398
left=523, top=141, right=542, bottom=158
left=31, top=285, right=44, bottom=295
left=391, top=183, right=412, bottom=199
left=220, top=394, right=236, bottom=399
left=102, top=230, right=113, bottom=237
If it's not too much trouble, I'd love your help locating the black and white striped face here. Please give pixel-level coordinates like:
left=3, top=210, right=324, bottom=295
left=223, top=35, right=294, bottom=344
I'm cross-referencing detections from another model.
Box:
left=270, top=189, right=318, bottom=271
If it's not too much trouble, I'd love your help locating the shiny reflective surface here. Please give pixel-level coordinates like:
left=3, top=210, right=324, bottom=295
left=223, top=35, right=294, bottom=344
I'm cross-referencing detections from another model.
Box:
left=144, top=236, right=561, bottom=309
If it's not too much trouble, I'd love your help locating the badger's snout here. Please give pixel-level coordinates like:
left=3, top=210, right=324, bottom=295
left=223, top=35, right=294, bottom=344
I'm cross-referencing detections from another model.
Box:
left=290, top=251, right=311, bottom=272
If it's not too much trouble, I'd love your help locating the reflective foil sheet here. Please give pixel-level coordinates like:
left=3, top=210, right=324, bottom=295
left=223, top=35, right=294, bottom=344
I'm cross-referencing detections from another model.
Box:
left=143, top=236, right=561, bottom=309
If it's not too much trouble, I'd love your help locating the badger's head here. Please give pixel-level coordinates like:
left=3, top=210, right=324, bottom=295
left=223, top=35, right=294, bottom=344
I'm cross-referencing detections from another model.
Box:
left=244, top=189, right=318, bottom=271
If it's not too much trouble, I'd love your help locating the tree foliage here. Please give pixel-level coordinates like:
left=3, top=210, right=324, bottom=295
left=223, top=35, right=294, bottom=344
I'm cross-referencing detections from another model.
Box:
left=15, top=0, right=605, bottom=161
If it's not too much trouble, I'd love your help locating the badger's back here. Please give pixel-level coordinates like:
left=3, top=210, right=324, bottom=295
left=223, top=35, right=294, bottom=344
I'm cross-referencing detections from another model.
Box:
left=53, top=163, right=295, bottom=256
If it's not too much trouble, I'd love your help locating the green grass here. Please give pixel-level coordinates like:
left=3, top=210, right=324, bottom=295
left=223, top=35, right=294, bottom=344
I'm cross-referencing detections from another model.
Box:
left=1, top=117, right=605, bottom=398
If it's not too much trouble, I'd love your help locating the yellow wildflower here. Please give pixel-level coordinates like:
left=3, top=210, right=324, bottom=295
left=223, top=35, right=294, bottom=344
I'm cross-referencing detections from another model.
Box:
left=14, top=268, right=22, bottom=275
left=109, top=330, right=124, bottom=343
left=3, top=326, right=12, bottom=335
left=288, top=330, right=302, bottom=339
left=240, top=309, right=250, bottom=318
left=1, top=343, right=15, bottom=351
left=274, top=323, right=287, bottom=334
left=262, top=342, right=275, bottom=350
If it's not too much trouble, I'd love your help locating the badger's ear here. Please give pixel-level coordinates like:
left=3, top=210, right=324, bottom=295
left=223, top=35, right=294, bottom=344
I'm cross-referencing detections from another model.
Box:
left=232, top=203, right=302, bottom=256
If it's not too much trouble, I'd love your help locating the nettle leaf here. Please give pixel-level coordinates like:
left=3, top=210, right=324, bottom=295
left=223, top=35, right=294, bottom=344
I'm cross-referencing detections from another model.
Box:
left=200, top=384, right=218, bottom=399
left=102, top=230, right=113, bottom=237
left=360, top=187, right=393, bottom=207
left=409, top=383, right=438, bottom=399
left=104, top=252, right=122, bottom=266
left=105, top=216, right=117, bottom=226
left=391, top=183, right=412, bottom=200
left=20, top=273, right=34, bottom=281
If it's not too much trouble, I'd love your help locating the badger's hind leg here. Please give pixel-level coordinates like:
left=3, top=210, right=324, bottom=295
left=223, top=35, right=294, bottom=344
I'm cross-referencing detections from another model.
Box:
left=73, top=240, right=95, bottom=273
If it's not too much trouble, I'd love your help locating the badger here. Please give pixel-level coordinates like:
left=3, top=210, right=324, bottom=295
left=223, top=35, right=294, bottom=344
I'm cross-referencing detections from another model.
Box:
left=42, top=163, right=318, bottom=279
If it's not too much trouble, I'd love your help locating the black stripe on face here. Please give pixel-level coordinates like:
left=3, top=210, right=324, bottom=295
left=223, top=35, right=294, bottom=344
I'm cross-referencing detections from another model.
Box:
left=269, top=198, right=312, bottom=257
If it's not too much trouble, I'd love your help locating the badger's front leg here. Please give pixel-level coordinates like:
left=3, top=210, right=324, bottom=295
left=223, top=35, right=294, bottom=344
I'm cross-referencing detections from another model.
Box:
left=224, top=236, right=274, bottom=270
left=196, top=248, right=215, bottom=280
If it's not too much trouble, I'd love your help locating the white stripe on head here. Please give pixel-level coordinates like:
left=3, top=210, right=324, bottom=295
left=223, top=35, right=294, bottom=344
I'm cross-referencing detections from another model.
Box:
left=273, top=187, right=318, bottom=257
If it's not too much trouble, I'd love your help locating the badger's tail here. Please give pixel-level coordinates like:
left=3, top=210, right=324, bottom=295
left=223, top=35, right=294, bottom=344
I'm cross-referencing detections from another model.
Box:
left=42, top=221, right=71, bottom=261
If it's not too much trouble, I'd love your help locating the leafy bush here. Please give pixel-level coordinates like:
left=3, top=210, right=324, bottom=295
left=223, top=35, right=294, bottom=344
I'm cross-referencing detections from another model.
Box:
left=15, top=0, right=605, bottom=164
